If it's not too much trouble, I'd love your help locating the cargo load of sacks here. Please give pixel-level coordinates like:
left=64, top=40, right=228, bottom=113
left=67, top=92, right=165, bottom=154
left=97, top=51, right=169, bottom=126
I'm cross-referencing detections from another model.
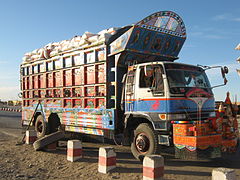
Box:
left=22, top=27, right=120, bottom=63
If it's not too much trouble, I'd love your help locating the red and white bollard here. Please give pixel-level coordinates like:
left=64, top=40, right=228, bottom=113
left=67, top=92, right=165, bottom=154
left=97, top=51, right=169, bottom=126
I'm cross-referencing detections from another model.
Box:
left=98, top=147, right=116, bottom=174
left=25, top=130, right=37, bottom=144
left=212, top=168, right=236, bottom=180
left=67, top=140, right=82, bottom=162
left=143, top=155, right=164, bottom=180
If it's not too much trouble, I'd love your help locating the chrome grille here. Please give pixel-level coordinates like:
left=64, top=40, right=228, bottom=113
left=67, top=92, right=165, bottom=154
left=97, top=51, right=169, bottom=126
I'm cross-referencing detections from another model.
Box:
left=186, top=111, right=211, bottom=121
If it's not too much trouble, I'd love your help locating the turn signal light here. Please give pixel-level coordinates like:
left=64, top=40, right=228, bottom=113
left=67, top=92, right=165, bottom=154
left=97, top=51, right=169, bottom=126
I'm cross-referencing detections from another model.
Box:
left=159, top=114, right=166, bottom=120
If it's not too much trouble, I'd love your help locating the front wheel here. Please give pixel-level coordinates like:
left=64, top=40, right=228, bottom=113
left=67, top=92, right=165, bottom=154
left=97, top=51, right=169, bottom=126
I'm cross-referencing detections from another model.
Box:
left=131, top=123, right=159, bottom=160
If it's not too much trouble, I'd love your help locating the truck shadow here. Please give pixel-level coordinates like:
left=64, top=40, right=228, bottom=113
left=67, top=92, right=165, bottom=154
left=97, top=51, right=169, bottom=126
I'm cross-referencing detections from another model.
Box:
left=164, top=169, right=211, bottom=177
left=165, top=157, right=240, bottom=169
left=50, top=141, right=240, bottom=177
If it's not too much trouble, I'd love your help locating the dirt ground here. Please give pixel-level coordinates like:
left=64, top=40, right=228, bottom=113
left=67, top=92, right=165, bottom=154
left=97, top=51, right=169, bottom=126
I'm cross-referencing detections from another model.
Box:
left=0, top=128, right=240, bottom=180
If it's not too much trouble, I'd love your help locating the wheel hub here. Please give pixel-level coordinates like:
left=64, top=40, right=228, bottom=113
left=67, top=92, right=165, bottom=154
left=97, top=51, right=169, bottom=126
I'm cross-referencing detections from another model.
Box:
left=36, top=122, right=43, bottom=133
left=135, top=133, right=150, bottom=153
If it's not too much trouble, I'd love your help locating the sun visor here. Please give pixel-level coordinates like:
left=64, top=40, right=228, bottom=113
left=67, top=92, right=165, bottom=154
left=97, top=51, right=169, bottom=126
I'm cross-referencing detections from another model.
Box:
left=109, top=11, right=186, bottom=61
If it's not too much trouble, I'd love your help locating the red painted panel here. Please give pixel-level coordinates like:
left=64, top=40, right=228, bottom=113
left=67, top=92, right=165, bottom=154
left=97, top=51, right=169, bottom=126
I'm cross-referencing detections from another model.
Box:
left=46, top=89, right=52, bottom=98
left=96, top=64, right=106, bottom=83
left=29, top=76, right=33, bottom=89
left=38, top=90, right=44, bottom=98
left=63, top=88, right=71, bottom=97
left=85, top=66, right=95, bottom=84
left=73, top=99, right=83, bottom=108
left=85, top=98, right=94, bottom=108
left=85, top=86, right=95, bottom=96
left=64, top=70, right=72, bottom=86
left=22, top=77, right=26, bottom=90
left=33, top=90, right=39, bottom=98
left=96, top=48, right=105, bottom=61
left=96, top=85, right=106, bottom=96
left=96, top=98, right=105, bottom=108
left=47, top=73, right=54, bottom=88
left=73, top=87, right=83, bottom=97
left=27, top=100, right=30, bottom=106
left=29, top=91, right=33, bottom=98
left=26, top=77, right=29, bottom=90
left=54, top=71, right=62, bottom=87
left=39, top=74, right=45, bottom=88
left=53, top=89, right=61, bottom=98
left=73, top=67, right=84, bottom=85
left=26, top=91, right=29, bottom=98
left=64, top=99, right=72, bottom=108
left=34, top=76, right=39, bottom=89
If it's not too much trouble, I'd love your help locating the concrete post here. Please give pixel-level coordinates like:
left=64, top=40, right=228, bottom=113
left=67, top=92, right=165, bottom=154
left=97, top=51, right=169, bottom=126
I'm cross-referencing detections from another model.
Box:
left=212, top=168, right=236, bottom=180
left=67, top=140, right=82, bottom=162
left=143, top=155, right=164, bottom=180
left=25, top=130, right=37, bottom=144
left=98, top=147, right=116, bottom=174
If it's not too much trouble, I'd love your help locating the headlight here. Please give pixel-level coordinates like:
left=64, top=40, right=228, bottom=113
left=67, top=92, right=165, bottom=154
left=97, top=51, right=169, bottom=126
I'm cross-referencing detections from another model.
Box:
left=159, top=113, right=186, bottom=120
left=167, top=114, right=186, bottom=120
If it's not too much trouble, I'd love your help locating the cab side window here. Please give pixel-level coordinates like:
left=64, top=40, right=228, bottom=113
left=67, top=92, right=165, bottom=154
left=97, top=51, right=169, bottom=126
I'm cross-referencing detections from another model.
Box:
left=153, top=66, right=164, bottom=93
left=139, top=66, right=164, bottom=94
left=139, top=68, right=153, bottom=88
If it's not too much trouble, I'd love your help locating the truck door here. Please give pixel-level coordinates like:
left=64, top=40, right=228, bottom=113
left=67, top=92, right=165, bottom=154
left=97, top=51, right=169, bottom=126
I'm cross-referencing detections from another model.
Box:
left=125, top=68, right=136, bottom=112
left=135, top=65, right=165, bottom=112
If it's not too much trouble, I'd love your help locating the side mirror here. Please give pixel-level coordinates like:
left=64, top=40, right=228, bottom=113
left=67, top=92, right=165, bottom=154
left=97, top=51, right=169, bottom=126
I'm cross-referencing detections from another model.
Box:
left=200, top=64, right=229, bottom=89
left=224, top=77, right=228, bottom=85
left=18, top=92, right=23, bottom=98
left=221, top=66, right=228, bottom=78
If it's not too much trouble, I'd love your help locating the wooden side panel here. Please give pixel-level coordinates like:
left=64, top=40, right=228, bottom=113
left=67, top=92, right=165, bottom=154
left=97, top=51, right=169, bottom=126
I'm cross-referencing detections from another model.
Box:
left=96, top=64, right=106, bottom=83
left=63, top=70, right=72, bottom=86
left=73, top=67, right=84, bottom=86
left=85, top=66, right=95, bottom=84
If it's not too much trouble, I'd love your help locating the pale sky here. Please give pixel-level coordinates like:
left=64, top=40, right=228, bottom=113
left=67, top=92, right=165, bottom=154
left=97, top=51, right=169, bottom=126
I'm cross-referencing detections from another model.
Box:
left=0, top=0, right=239, bottom=101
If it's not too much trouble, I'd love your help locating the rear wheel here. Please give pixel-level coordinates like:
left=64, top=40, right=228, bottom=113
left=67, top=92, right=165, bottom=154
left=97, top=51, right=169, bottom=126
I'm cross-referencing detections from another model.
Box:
left=35, top=115, right=49, bottom=138
left=131, top=123, right=159, bottom=160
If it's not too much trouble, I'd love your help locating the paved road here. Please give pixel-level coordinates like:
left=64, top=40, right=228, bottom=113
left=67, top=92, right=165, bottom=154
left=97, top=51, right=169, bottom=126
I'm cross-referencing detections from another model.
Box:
left=0, top=111, right=21, bottom=129
left=0, top=111, right=22, bottom=137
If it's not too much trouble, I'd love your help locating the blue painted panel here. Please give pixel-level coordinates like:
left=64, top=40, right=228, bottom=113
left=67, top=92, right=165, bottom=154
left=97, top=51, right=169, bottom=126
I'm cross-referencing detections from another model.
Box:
left=125, top=98, right=215, bottom=114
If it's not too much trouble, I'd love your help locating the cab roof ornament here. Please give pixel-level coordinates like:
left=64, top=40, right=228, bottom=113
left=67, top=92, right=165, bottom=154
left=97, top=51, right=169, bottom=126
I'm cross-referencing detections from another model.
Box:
left=110, top=11, right=187, bottom=62
left=136, top=11, right=186, bottom=38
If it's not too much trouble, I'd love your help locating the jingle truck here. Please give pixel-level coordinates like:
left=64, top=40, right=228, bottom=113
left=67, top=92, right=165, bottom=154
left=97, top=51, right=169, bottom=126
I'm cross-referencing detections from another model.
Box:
left=20, top=11, right=233, bottom=159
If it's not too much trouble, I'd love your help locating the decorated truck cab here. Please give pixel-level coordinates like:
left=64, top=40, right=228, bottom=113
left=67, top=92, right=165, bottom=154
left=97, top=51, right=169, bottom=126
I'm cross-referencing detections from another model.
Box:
left=20, top=11, right=234, bottom=159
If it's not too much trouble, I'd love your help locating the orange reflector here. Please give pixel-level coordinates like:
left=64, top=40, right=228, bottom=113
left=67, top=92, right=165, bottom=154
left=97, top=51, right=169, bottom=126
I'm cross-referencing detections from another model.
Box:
left=159, top=114, right=166, bottom=120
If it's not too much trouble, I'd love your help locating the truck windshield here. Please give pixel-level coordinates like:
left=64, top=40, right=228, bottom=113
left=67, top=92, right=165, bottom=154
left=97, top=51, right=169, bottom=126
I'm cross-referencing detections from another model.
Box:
left=165, top=64, right=211, bottom=94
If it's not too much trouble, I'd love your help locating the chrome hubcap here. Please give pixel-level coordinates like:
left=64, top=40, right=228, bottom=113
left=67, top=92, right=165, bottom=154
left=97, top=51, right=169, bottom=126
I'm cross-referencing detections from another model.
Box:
left=135, top=133, right=150, bottom=153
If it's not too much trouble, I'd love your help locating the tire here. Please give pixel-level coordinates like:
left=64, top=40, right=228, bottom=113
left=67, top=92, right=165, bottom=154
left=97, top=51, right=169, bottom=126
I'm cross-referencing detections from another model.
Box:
left=35, top=115, right=49, bottom=138
left=33, top=131, right=65, bottom=151
left=131, top=123, right=159, bottom=160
